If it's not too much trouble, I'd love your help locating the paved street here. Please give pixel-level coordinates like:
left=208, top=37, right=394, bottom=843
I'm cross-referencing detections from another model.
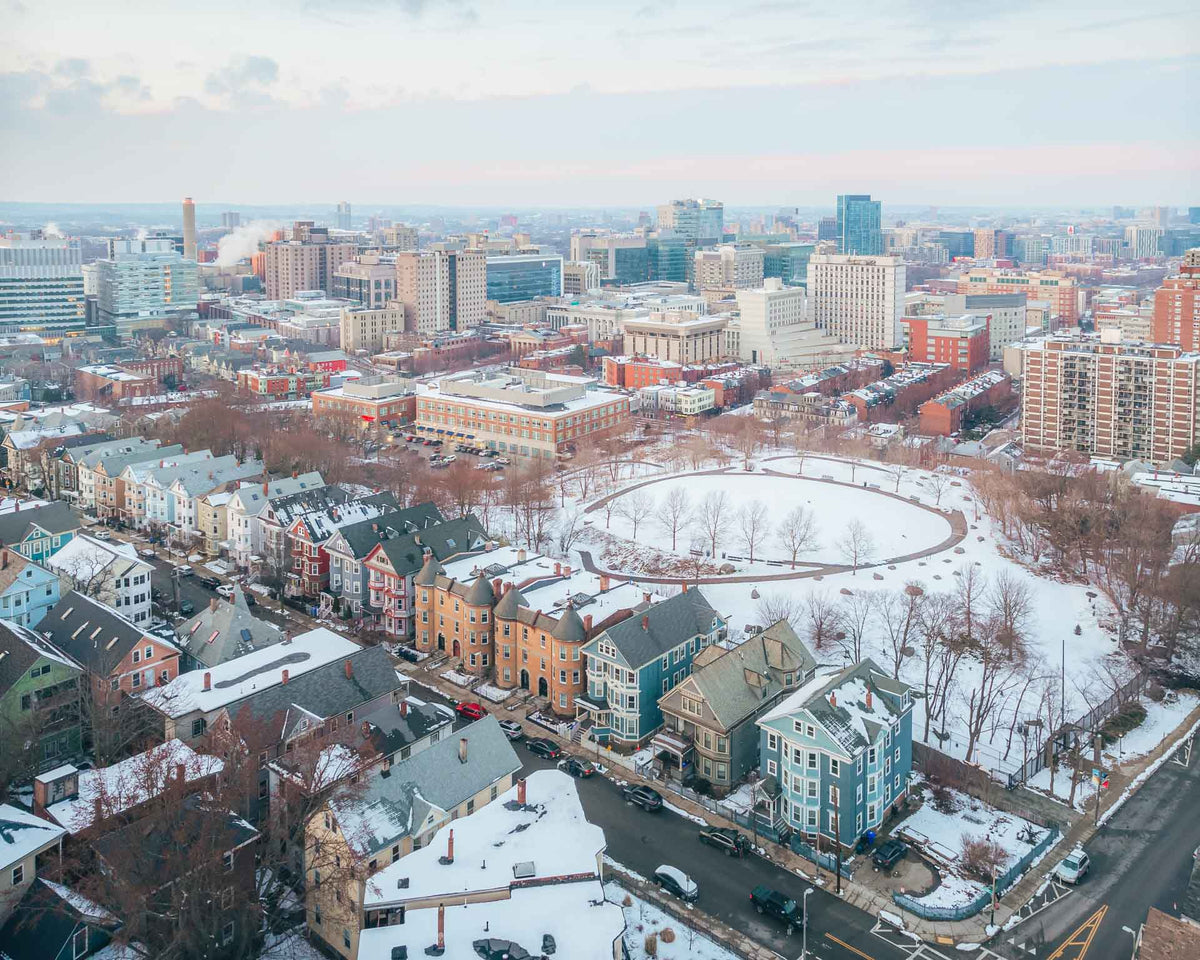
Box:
left=991, top=728, right=1200, bottom=960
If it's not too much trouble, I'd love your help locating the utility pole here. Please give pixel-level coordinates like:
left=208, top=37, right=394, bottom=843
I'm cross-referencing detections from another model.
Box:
left=801, top=887, right=812, bottom=959
left=832, top=785, right=842, bottom=896
left=990, top=859, right=998, bottom=927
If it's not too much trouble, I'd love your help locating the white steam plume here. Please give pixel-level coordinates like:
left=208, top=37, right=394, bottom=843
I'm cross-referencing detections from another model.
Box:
left=217, top=220, right=281, bottom=267
left=43, top=222, right=63, bottom=238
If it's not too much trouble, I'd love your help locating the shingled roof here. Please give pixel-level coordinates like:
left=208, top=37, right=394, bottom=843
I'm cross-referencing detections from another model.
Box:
left=331, top=502, right=445, bottom=561
left=41, top=591, right=170, bottom=679
left=590, top=589, right=721, bottom=669
left=177, top=585, right=285, bottom=670
left=0, top=501, right=82, bottom=544
left=0, top=619, right=78, bottom=699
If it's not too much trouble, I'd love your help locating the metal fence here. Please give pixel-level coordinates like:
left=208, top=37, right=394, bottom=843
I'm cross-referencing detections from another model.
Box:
left=892, top=826, right=1059, bottom=922
left=789, top=837, right=854, bottom=880
left=663, top=780, right=789, bottom=844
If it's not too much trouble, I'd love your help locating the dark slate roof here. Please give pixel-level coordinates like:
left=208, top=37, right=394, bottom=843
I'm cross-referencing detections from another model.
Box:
left=552, top=606, right=587, bottom=643
left=227, top=644, right=402, bottom=745
left=270, top=484, right=352, bottom=528
left=360, top=698, right=452, bottom=758
left=464, top=573, right=496, bottom=606
left=494, top=583, right=526, bottom=620
left=413, top=554, right=444, bottom=587
left=0, top=879, right=114, bottom=960
left=375, top=514, right=488, bottom=577
left=334, top=502, right=445, bottom=560
left=0, top=620, right=79, bottom=699
left=592, top=589, right=721, bottom=669
left=0, top=501, right=82, bottom=544
left=41, top=591, right=155, bottom=678
left=177, top=585, right=284, bottom=670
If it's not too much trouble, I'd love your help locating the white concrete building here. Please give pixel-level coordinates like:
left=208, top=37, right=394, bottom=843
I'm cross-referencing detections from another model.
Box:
left=735, top=279, right=857, bottom=368
left=694, top=243, right=764, bottom=292
left=807, top=254, right=906, bottom=350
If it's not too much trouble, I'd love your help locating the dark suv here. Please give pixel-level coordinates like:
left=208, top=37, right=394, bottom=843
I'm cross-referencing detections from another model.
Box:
left=621, top=785, right=664, bottom=812
left=750, top=886, right=802, bottom=933
left=698, top=826, right=750, bottom=857
left=872, top=838, right=908, bottom=870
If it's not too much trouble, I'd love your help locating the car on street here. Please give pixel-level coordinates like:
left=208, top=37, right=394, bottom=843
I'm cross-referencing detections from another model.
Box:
left=216, top=584, right=235, bottom=599
left=198, top=576, right=221, bottom=590
left=93, top=530, right=112, bottom=541
left=621, top=785, right=664, bottom=812
left=653, top=865, right=698, bottom=902
left=872, top=838, right=908, bottom=870
left=497, top=719, right=524, bottom=741
left=178, top=599, right=195, bottom=616
left=175, top=565, right=193, bottom=577
left=139, top=548, right=156, bottom=559
left=698, top=826, right=750, bottom=857
left=525, top=738, right=561, bottom=760
left=749, top=886, right=802, bottom=932
left=395, top=646, right=422, bottom=663
left=560, top=757, right=596, bottom=778
left=244, top=592, right=257, bottom=607
left=454, top=701, right=486, bottom=722
left=1054, top=849, right=1090, bottom=885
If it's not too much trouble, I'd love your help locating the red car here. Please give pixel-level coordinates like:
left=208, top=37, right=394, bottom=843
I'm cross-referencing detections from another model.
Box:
left=455, top=701, right=486, bottom=722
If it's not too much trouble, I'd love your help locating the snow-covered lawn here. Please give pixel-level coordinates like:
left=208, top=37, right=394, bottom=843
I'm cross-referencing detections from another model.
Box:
left=895, top=787, right=1046, bottom=910
left=721, top=781, right=756, bottom=815
left=1027, top=691, right=1200, bottom=810
left=595, top=471, right=952, bottom=570
left=605, top=880, right=739, bottom=960
left=439, top=668, right=477, bottom=688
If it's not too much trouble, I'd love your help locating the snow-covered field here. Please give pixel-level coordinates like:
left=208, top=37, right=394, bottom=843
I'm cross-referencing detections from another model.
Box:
left=593, top=471, right=952, bottom=569
left=604, top=880, right=739, bottom=960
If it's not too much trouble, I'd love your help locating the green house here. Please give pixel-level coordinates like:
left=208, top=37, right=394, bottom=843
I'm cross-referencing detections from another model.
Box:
left=0, top=620, right=83, bottom=777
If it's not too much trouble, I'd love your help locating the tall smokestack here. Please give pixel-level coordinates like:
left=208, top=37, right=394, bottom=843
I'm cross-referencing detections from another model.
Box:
left=182, top=197, right=197, bottom=260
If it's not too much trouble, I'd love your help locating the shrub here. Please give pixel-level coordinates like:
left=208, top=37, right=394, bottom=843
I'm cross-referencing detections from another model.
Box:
left=660, top=928, right=676, bottom=943
left=931, top=783, right=958, bottom=814
left=622, top=894, right=632, bottom=907
left=1100, top=702, right=1147, bottom=743
left=1147, top=683, right=1166, bottom=702
left=960, top=834, right=1007, bottom=884
left=644, top=933, right=658, bottom=957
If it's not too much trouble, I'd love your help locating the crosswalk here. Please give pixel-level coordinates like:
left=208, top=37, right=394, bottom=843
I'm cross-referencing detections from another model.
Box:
left=869, top=920, right=1008, bottom=960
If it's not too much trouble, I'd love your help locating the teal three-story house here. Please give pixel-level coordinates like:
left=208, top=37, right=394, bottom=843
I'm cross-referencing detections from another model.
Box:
left=578, top=588, right=726, bottom=747
left=756, top=657, right=914, bottom=849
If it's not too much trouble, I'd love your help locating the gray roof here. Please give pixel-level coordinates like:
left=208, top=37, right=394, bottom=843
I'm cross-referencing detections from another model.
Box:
left=494, top=583, right=525, bottom=620
left=330, top=714, right=520, bottom=855
left=332, top=501, right=445, bottom=560
left=41, top=591, right=153, bottom=677
left=590, top=589, right=721, bottom=669
left=413, top=554, right=444, bottom=587
left=177, top=585, right=285, bottom=670
left=798, top=657, right=910, bottom=755
left=373, top=514, right=488, bottom=577
left=70, top=436, right=164, bottom=469
left=0, top=502, right=82, bottom=544
left=552, top=605, right=587, bottom=643
left=0, top=619, right=79, bottom=699
left=464, top=573, right=495, bottom=606
left=360, top=698, right=452, bottom=758
left=228, top=644, right=402, bottom=746
left=94, top=443, right=185, bottom=478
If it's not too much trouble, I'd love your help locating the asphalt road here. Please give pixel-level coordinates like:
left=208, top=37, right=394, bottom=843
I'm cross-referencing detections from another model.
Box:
left=992, top=728, right=1200, bottom=960
left=514, top=746, right=908, bottom=960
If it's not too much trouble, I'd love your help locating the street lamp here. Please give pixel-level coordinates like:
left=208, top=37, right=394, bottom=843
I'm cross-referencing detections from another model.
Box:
left=801, top=888, right=813, bottom=959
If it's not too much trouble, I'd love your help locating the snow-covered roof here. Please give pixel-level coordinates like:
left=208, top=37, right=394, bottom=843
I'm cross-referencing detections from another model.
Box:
left=44, top=738, right=224, bottom=834
left=357, top=881, right=625, bottom=960
left=139, top=627, right=360, bottom=718
left=0, top=803, right=65, bottom=868
left=43, top=534, right=148, bottom=581
left=364, top=769, right=604, bottom=909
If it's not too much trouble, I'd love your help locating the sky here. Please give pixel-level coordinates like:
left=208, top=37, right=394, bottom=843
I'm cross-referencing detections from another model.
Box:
left=1, top=0, right=1197, bottom=207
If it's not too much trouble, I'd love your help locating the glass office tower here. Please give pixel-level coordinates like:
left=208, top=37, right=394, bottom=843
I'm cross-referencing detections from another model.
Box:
left=836, top=194, right=883, bottom=256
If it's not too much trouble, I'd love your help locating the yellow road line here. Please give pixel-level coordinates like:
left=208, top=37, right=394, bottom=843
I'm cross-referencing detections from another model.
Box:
left=1047, top=904, right=1109, bottom=960
left=824, top=932, right=876, bottom=959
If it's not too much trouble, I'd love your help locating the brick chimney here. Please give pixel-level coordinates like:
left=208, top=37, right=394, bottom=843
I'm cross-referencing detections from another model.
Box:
left=829, top=691, right=837, bottom=708
left=599, top=574, right=610, bottom=592
left=554, top=562, right=561, bottom=576
left=1, top=549, right=6, bottom=570
left=399, top=699, right=408, bottom=717
left=281, top=669, right=289, bottom=685
left=176, top=762, right=186, bottom=782
left=865, top=686, right=873, bottom=710
left=517, top=778, right=526, bottom=804
left=437, top=903, right=446, bottom=951
left=492, top=577, right=502, bottom=595
left=458, top=737, right=468, bottom=764
left=682, top=582, right=688, bottom=592
left=202, top=672, right=212, bottom=691
left=563, top=565, right=571, bottom=577
left=344, top=658, right=353, bottom=679
left=446, top=829, right=454, bottom=862
left=517, top=549, right=527, bottom=563
left=641, top=615, right=649, bottom=631
left=583, top=614, right=593, bottom=632
left=643, top=591, right=651, bottom=604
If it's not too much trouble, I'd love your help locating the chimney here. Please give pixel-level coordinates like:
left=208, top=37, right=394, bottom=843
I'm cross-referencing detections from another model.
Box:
left=292, top=469, right=298, bottom=479
left=361, top=720, right=371, bottom=739
left=458, top=737, right=468, bottom=764
left=829, top=691, right=837, bottom=708
left=492, top=577, right=501, bottom=595
left=517, top=778, right=527, bottom=805
left=643, top=591, right=651, bottom=604
left=202, top=672, right=212, bottom=691
left=682, top=582, right=688, bottom=593
left=642, top=615, right=649, bottom=631
left=1, top=549, right=6, bottom=570
left=599, top=574, right=610, bottom=592
left=554, top=562, right=561, bottom=576
left=563, top=565, right=571, bottom=577
left=176, top=762, right=186, bottom=782
left=437, top=903, right=446, bottom=950
left=262, top=481, right=269, bottom=494
left=583, top=614, right=593, bottom=632
left=517, top=549, right=527, bottom=563
left=866, top=686, right=873, bottom=710
left=399, top=699, right=408, bottom=717
left=344, top=658, right=353, bottom=679
left=447, top=829, right=455, bottom=861
left=281, top=669, right=289, bottom=685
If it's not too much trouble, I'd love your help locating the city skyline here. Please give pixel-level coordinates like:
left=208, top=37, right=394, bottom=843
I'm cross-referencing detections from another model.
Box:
left=2, top=0, right=1197, bottom=205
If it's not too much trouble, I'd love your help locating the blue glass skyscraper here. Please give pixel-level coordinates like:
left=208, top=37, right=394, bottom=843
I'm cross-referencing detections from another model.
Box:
left=836, top=194, right=883, bottom=256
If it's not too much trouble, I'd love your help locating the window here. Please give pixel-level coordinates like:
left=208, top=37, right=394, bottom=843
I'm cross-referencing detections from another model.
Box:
left=806, top=723, right=815, bottom=738
left=856, top=756, right=863, bottom=775
left=895, top=746, right=901, bottom=763
left=221, top=886, right=234, bottom=909
left=895, top=774, right=901, bottom=791
left=144, top=645, right=153, bottom=660
left=830, top=758, right=840, bottom=777
left=856, top=813, right=863, bottom=833
left=868, top=747, right=877, bottom=765
left=868, top=803, right=877, bottom=823
left=131, top=672, right=141, bottom=688
left=767, top=732, right=778, bottom=751
left=766, top=759, right=777, bottom=776
left=856, top=784, right=863, bottom=803
left=110, top=676, right=119, bottom=692
left=807, top=751, right=817, bottom=770
left=132, top=649, right=141, bottom=664
left=73, top=928, right=88, bottom=959
left=11, top=865, right=23, bottom=886
left=223, top=850, right=233, bottom=872
left=807, top=779, right=818, bottom=798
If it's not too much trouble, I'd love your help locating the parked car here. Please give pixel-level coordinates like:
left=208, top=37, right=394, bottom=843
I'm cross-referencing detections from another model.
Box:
left=216, top=584, right=235, bottom=599
left=178, top=599, right=195, bottom=616
left=1054, top=849, right=1090, bottom=885
left=621, top=785, right=664, bottom=812
left=198, top=576, right=221, bottom=590
left=560, top=757, right=596, bottom=778
left=139, top=548, right=156, bottom=559
left=93, top=530, right=112, bottom=541
left=497, top=719, right=524, bottom=741
left=653, top=865, right=699, bottom=902
left=395, top=646, right=422, bottom=663
left=698, top=826, right=750, bottom=857
left=175, top=565, right=193, bottom=577
left=494, top=457, right=511, bottom=466
left=749, top=886, right=802, bottom=932
left=525, top=738, right=561, bottom=760
left=872, top=838, right=909, bottom=870
left=454, top=701, right=486, bottom=722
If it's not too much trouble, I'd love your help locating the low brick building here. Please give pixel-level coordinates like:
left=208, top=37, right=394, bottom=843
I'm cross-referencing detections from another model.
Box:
left=918, top=370, right=1013, bottom=436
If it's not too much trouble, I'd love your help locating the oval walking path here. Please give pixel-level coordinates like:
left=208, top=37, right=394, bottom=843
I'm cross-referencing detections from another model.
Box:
left=579, top=462, right=969, bottom=586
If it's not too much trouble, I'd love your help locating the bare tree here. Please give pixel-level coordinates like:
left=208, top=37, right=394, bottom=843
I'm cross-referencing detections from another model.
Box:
left=987, top=569, right=1034, bottom=658
left=877, top=584, right=925, bottom=679
left=927, top=471, right=952, bottom=507
left=737, top=499, right=770, bottom=562
left=617, top=488, right=654, bottom=540
left=697, top=489, right=732, bottom=558
left=776, top=504, right=819, bottom=568
left=837, top=518, right=875, bottom=574
left=837, top=591, right=876, bottom=664
left=656, top=486, right=692, bottom=552
left=917, top=592, right=964, bottom=741
left=757, top=591, right=805, bottom=632
left=964, top=615, right=1026, bottom=763
left=955, top=563, right=987, bottom=647
left=805, top=591, right=842, bottom=651
left=555, top=509, right=587, bottom=555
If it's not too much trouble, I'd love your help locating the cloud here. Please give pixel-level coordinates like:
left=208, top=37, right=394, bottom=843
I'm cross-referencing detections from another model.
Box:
left=54, top=58, right=90, bottom=79
left=204, top=55, right=280, bottom=98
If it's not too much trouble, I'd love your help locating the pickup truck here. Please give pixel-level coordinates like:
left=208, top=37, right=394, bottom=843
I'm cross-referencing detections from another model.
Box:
left=749, top=885, right=802, bottom=933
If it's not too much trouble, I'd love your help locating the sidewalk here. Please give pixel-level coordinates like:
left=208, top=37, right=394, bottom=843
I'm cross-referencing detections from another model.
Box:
left=406, top=655, right=1200, bottom=946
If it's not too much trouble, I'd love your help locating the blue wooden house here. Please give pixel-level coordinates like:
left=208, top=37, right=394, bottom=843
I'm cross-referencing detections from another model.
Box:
left=0, top=502, right=82, bottom=564
left=0, top=551, right=61, bottom=628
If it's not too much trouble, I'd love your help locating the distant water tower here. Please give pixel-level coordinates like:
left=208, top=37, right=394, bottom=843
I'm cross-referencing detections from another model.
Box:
left=182, top=197, right=197, bottom=260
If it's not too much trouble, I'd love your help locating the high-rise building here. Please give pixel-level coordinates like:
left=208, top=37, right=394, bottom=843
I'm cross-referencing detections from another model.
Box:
left=221, top=211, right=241, bottom=230
left=656, top=199, right=724, bottom=244
left=394, top=248, right=486, bottom=335
left=943, top=293, right=1027, bottom=361
left=263, top=222, right=358, bottom=300
left=336, top=201, right=352, bottom=231
left=956, top=268, right=1080, bottom=324
left=1125, top=225, right=1164, bottom=260
left=1012, top=235, right=1048, bottom=266
left=381, top=225, right=419, bottom=251
left=646, top=234, right=692, bottom=283
left=181, top=197, right=196, bottom=261
left=95, top=238, right=199, bottom=333
left=569, top=233, right=649, bottom=286
left=835, top=194, right=882, bottom=256
left=1151, top=206, right=1172, bottom=229
left=762, top=242, right=814, bottom=286
left=817, top=217, right=838, bottom=242
left=1152, top=249, right=1200, bottom=351
left=693, top=243, right=764, bottom=292
left=340, top=304, right=405, bottom=354
left=485, top=254, right=563, bottom=304
left=973, top=229, right=1011, bottom=260
left=562, top=261, right=600, bottom=296
left=1021, top=332, right=1200, bottom=462
left=937, top=231, right=975, bottom=259
left=332, top=255, right=397, bottom=308
left=0, top=234, right=86, bottom=338
left=734, top=279, right=854, bottom=368
left=806, top=254, right=905, bottom=349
